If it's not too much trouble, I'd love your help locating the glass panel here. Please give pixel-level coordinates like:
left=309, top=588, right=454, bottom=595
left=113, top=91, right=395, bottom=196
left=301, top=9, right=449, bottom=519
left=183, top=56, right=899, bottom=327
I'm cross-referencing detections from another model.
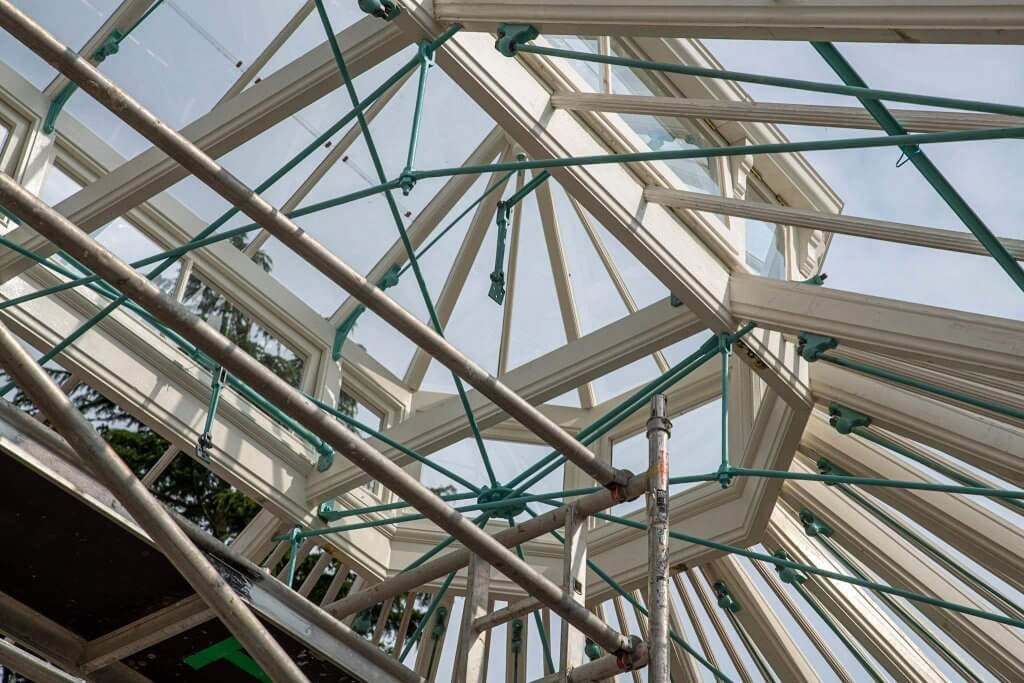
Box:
left=181, top=274, right=305, bottom=387
left=38, top=163, right=82, bottom=206
left=744, top=187, right=786, bottom=279
left=40, top=163, right=181, bottom=294
left=1, top=0, right=121, bottom=88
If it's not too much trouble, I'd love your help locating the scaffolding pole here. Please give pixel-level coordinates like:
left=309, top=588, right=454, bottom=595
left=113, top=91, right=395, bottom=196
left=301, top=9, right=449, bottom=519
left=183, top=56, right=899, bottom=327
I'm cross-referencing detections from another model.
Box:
left=0, top=322, right=310, bottom=683
left=646, top=395, right=671, bottom=683
left=0, top=0, right=625, bottom=491
left=0, top=170, right=635, bottom=657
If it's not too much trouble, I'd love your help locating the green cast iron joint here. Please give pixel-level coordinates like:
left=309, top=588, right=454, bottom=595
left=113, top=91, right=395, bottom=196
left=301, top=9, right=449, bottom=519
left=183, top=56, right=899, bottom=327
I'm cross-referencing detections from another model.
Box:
left=584, top=638, right=602, bottom=661
left=476, top=486, right=526, bottom=520
left=430, top=605, right=448, bottom=640
left=510, top=618, right=524, bottom=653
left=712, top=581, right=741, bottom=613
left=358, top=0, right=400, bottom=20
left=332, top=264, right=401, bottom=360
left=801, top=273, right=828, bottom=286
left=828, top=402, right=871, bottom=434
left=773, top=549, right=808, bottom=585
left=797, top=331, right=838, bottom=361
left=799, top=508, right=834, bottom=538
left=495, top=24, right=539, bottom=57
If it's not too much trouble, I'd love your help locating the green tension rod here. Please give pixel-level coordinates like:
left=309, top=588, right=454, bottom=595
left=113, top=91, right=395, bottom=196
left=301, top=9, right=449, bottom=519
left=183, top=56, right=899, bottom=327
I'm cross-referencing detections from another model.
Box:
left=498, top=32, right=1024, bottom=119
left=44, top=0, right=166, bottom=134
left=314, top=3, right=504, bottom=493
left=812, top=41, right=1024, bottom=295
left=589, top=510, right=1024, bottom=630
left=489, top=169, right=550, bottom=304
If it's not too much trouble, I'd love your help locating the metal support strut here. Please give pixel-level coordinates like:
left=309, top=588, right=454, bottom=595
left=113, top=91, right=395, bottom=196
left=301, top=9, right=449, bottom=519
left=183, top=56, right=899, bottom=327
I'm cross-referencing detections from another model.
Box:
left=646, top=394, right=672, bottom=683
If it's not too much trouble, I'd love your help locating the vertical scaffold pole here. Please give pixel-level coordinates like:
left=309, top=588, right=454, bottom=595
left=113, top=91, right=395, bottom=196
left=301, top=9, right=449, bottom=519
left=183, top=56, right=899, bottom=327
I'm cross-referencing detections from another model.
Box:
left=560, top=504, right=588, bottom=678
left=646, top=394, right=672, bottom=683
left=456, top=555, right=491, bottom=683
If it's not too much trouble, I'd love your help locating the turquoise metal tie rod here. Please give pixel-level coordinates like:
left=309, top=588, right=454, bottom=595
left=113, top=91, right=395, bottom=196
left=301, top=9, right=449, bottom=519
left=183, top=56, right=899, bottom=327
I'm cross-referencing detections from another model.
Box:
left=812, top=41, right=1024, bottom=295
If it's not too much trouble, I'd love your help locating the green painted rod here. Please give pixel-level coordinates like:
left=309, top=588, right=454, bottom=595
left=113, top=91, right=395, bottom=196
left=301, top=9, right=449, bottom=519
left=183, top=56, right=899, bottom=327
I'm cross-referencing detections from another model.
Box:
left=591, top=510, right=1024, bottom=630
left=279, top=485, right=603, bottom=541
left=516, top=44, right=1024, bottom=119
left=813, top=41, right=1024, bottom=295
left=727, top=467, right=1024, bottom=500
left=815, top=534, right=984, bottom=680
left=820, top=353, right=1024, bottom=422
left=406, top=126, right=1024, bottom=182
left=850, top=427, right=1024, bottom=514
left=532, top=509, right=733, bottom=682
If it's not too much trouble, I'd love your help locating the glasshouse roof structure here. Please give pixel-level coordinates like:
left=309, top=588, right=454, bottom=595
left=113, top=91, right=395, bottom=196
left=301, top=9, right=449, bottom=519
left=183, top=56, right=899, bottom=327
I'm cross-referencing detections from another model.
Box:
left=0, top=1, right=1022, bottom=681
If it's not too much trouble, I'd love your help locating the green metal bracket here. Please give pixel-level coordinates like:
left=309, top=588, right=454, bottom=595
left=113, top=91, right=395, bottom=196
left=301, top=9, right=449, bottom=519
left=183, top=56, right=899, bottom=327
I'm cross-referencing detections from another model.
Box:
left=828, top=402, right=871, bottom=435
left=715, top=465, right=734, bottom=489
left=44, top=31, right=124, bottom=134
left=195, top=366, right=227, bottom=462
left=352, top=609, right=374, bottom=636
left=489, top=169, right=550, bottom=304
left=476, top=486, right=526, bottom=520
left=332, top=264, right=402, bottom=360
left=797, top=331, right=838, bottom=362
left=799, top=509, right=834, bottom=538
left=584, top=638, right=602, bottom=661
left=712, top=581, right=741, bottom=613
left=358, top=0, right=400, bottom=20
left=314, top=440, right=334, bottom=472
left=488, top=201, right=511, bottom=304
left=495, top=24, right=539, bottom=57
left=773, top=549, right=808, bottom=585
left=801, top=273, right=828, bottom=286
left=510, top=618, right=524, bottom=654
left=816, top=457, right=851, bottom=484
left=430, top=605, right=448, bottom=640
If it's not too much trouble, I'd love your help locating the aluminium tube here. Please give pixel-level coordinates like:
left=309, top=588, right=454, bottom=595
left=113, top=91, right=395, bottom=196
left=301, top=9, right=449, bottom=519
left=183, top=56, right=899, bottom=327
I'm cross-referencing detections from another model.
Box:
left=0, top=323, right=310, bottom=683
left=531, top=637, right=650, bottom=682
left=0, top=175, right=633, bottom=658
left=0, top=638, right=83, bottom=683
left=0, top=0, right=622, bottom=491
left=325, top=472, right=649, bottom=620
left=646, top=395, right=671, bottom=683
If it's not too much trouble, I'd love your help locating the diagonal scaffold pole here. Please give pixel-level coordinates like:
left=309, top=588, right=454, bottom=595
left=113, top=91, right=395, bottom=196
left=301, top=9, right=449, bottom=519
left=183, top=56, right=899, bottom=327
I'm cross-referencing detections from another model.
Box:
left=0, top=0, right=628, bottom=491
left=0, top=173, right=638, bottom=659
left=0, top=319, right=310, bottom=682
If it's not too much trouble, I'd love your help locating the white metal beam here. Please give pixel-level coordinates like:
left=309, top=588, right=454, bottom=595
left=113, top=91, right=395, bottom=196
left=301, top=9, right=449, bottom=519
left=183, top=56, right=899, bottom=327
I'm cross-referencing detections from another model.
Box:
left=800, top=413, right=1024, bottom=594
left=555, top=93, right=1024, bottom=134
left=432, top=0, right=1024, bottom=43
left=731, top=273, right=1024, bottom=379
left=309, top=298, right=702, bottom=500
left=779, top=464, right=1024, bottom=681
left=764, top=508, right=945, bottom=683
left=810, top=360, right=1024, bottom=486
left=648, top=186, right=1024, bottom=261
left=0, top=16, right=409, bottom=281
left=392, top=2, right=812, bottom=412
